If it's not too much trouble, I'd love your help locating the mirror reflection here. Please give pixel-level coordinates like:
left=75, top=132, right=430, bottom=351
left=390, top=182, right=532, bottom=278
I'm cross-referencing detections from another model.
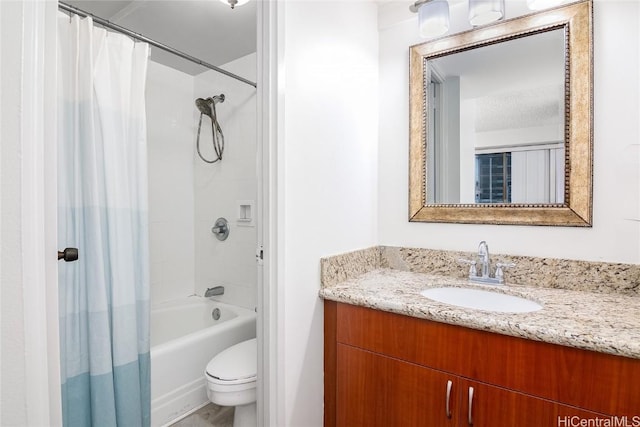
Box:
left=426, top=29, right=566, bottom=205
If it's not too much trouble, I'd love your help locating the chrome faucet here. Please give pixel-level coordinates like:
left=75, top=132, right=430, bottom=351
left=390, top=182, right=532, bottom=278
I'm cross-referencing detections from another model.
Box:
left=458, top=241, right=516, bottom=285
left=205, top=286, right=225, bottom=297
left=478, top=241, right=490, bottom=279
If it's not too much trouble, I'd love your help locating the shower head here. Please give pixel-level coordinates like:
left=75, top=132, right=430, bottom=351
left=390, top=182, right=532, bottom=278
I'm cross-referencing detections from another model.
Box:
left=195, top=98, right=213, bottom=118
left=195, top=94, right=225, bottom=118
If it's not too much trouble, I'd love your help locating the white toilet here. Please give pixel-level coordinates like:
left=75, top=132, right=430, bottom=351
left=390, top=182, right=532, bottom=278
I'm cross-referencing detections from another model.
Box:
left=205, top=338, right=257, bottom=427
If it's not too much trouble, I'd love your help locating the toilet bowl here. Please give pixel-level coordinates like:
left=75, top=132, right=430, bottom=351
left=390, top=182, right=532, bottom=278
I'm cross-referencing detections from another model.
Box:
left=205, top=338, right=257, bottom=427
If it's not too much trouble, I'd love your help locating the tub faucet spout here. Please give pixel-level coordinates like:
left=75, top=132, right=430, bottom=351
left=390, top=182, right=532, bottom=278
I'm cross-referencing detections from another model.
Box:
left=205, top=286, right=225, bottom=297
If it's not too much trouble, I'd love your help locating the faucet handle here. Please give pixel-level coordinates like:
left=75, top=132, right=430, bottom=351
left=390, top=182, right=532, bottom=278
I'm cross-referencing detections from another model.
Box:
left=458, top=258, right=477, bottom=277
left=495, top=262, right=516, bottom=284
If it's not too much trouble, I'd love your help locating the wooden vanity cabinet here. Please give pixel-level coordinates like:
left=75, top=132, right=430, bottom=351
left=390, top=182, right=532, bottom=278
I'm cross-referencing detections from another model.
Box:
left=337, top=344, right=458, bottom=426
left=324, top=301, right=640, bottom=427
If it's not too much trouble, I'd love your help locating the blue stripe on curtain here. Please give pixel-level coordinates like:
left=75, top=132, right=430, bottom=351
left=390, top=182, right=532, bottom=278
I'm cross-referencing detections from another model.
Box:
left=61, top=353, right=150, bottom=427
left=57, top=12, right=150, bottom=427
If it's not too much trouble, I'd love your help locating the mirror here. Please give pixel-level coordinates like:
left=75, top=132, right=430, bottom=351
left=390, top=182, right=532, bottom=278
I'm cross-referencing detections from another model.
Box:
left=427, top=29, right=566, bottom=205
left=409, top=0, right=593, bottom=226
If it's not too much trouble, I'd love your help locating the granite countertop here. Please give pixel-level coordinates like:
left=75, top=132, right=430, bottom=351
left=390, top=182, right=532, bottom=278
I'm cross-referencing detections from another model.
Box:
left=319, top=268, right=640, bottom=360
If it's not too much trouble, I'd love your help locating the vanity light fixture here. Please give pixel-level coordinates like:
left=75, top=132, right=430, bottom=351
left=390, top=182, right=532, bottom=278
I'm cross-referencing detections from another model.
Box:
left=219, top=0, right=249, bottom=9
left=526, top=0, right=566, bottom=10
left=410, top=0, right=450, bottom=38
left=410, top=0, right=505, bottom=38
left=468, top=0, right=505, bottom=27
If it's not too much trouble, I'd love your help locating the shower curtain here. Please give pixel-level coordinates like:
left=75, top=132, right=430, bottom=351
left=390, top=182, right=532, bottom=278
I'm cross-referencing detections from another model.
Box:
left=57, top=13, right=151, bottom=427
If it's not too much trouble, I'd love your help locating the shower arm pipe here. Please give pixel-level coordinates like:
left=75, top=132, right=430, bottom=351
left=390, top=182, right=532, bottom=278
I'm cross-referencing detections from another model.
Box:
left=58, top=1, right=257, bottom=89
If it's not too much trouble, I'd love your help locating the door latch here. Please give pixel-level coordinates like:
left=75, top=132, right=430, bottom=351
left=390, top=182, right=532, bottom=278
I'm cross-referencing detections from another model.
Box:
left=256, top=245, right=263, bottom=265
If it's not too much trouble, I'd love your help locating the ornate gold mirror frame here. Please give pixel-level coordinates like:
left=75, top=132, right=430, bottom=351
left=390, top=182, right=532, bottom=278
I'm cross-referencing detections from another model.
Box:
left=409, top=0, right=593, bottom=226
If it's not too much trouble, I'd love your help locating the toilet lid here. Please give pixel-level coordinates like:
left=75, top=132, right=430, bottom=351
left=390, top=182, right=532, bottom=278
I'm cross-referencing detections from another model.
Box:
left=206, top=338, right=257, bottom=382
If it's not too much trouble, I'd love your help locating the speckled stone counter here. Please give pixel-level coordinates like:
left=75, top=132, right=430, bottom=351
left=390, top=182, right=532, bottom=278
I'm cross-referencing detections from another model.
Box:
left=321, top=246, right=640, bottom=295
left=319, top=247, right=640, bottom=360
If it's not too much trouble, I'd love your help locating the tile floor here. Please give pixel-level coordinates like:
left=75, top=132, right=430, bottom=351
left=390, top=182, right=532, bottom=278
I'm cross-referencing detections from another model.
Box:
left=170, top=403, right=234, bottom=427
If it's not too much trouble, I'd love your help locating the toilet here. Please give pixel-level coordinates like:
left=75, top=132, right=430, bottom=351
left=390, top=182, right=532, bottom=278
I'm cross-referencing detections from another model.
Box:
left=205, top=338, right=257, bottom=427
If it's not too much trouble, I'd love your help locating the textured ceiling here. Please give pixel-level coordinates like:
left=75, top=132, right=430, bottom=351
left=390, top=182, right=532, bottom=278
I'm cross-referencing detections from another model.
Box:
left=475, top=84, right=563, bottom=132
left=429, top=28, right=566, bottom=132
left=430, top=28, right=565, bottom=99
left=64, top=0, right=257, bottom=75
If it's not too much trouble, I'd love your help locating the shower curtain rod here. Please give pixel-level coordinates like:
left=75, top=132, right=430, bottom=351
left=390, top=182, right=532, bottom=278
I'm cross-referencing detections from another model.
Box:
left=58, top=1, right=257, bottom=88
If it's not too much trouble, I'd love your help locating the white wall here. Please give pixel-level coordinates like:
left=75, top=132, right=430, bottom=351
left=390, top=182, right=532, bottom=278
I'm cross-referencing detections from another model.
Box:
left=146, top=61, right=196, bottom=304
left=0, top=1, right=28, bottom=424
left=378, top=0, right=640, bottom=263
left=1, top=1, right=61, bottom=425
left=282, top=1, right=379, bottom=425
left=193, top=53, right=258, bottom=309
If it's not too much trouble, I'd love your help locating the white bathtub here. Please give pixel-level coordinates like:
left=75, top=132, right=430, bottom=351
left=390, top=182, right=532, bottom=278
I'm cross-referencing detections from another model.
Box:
left=150, top=297, right=256, bottom=427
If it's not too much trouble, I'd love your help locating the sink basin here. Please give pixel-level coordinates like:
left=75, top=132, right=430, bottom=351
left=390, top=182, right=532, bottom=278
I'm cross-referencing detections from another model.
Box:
left=420, top=287, right=542, bottom=313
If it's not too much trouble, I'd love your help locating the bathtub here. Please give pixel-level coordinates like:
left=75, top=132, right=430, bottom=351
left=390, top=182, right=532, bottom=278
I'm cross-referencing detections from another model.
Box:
left=150, top=297, right=256, bottom=427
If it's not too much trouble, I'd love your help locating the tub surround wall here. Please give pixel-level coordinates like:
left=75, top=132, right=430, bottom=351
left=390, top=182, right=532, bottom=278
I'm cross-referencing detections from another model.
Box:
left=146, top=54, right=257, bottom=308
left=321, top=246, right=640, bottom=296
left=147, top=61, right=196, bottom=303
left=193, top=53, right=257, bottom=310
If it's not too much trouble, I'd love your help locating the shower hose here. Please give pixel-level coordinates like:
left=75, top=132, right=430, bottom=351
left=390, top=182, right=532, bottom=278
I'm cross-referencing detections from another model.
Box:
left=196, top=104, right=225, bottom=163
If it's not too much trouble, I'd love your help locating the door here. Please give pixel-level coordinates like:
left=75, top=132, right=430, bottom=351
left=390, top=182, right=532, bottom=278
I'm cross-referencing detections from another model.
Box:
left=337, top=344, right=458, bottom=427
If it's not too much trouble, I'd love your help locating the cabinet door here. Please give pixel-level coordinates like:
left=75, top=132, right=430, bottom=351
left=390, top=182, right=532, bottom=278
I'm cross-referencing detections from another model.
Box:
left=460, top=380, right=613, bottom=427
left=337, top=344, right=458, bottom=427
left=460, top=379, right=558, bottom=427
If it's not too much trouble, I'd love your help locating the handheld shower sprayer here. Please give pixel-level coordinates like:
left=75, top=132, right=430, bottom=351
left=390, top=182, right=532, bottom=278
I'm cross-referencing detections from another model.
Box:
left=195, top=94, right=225, bottom=163
left=195, top=98, right=213, bottom=118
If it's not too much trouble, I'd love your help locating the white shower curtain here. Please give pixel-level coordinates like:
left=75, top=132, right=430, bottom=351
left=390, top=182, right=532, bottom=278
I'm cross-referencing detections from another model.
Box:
left=57, top=13, right=151, bottom=427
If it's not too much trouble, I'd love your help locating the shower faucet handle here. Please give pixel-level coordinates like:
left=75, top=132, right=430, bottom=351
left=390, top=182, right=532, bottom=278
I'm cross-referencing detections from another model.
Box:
left=211, top=217, right=229, bottom=241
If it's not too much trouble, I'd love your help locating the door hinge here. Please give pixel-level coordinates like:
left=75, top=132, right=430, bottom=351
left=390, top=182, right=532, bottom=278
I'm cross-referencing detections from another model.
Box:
left=256, top=245, right=264, bottom=265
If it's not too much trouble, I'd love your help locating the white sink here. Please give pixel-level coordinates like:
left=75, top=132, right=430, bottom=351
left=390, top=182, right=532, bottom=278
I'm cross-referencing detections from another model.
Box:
left=420, top=287, right=542, bottom=313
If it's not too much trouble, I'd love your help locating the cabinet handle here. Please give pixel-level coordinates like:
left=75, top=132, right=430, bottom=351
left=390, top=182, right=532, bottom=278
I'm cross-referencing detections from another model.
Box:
left=445, top=380, right=453, bottom=418
left=468, top=386, right=474, bottom=425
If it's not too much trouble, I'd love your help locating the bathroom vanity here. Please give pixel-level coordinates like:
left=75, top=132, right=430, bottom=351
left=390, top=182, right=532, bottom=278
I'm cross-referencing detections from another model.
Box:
left=320, top=247, right=640, bottom=427
left=325, top=301, right=638, bottom=427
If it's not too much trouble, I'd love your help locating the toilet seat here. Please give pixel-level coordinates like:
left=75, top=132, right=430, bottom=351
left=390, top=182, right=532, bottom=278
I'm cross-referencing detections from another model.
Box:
left=205, top=338, right=257, bottom=409
left=207, top=374, right=256, bottom=386
left=205, top=338, right=257, bottom=385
